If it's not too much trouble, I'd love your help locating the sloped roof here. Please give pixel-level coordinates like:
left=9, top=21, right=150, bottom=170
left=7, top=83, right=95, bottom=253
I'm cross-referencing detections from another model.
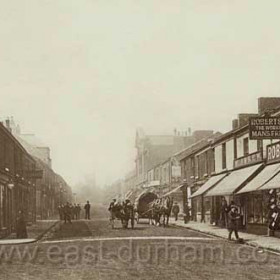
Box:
left=19, top=134, right=46, bottom=147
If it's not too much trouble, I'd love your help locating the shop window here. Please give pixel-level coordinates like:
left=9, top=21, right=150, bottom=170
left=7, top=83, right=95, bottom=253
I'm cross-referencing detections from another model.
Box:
left=254, top=195, right=263, bottom=224
left=243, top=137, right=249, bottom=156
left=247, top=192, right=267, bottom=224
left=247, top=195, right=254, bottom=223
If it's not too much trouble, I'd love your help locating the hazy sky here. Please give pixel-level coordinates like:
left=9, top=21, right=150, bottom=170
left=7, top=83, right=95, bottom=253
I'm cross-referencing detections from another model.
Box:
left=1, top=0, right=280, bottom=188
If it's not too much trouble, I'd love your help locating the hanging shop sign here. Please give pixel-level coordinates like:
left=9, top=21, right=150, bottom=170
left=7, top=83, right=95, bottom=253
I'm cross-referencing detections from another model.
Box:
left=249, top=117, right=280, bottom=139
left=267, top=142, right=280, bottom=163
left=234, top=151, right=263, bottom=169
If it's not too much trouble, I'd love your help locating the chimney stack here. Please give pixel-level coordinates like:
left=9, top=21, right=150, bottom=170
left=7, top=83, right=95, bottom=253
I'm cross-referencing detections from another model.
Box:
left=258, top=97, right=280, bottom=115
left=5, top=118, right=11, bottom=132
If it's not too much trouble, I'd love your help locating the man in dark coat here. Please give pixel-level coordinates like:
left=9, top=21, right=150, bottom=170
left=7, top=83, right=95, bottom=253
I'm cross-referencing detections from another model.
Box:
left=63, top=202, right=72, bottom=224
left=220, top=197, right=228, bottom=228
left=84, top=201, right=91, bottom=220
left=227, top=205, right=240, bottom=241
left=172, top=202, right=180, bottom=221
left=77, top=204, right=81, bottom=220
left=16, top=210, right=28, bottom=238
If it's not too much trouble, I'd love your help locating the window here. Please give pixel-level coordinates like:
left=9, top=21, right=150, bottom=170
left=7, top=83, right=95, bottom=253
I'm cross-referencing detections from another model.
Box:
left=222, top=143, right=226, bottom=169
left=234, top=138, right=237, bottom=159
left=191, top=157, right=195, bottom=177
left=257, top=140, right=263, bottom=152
left=243, top=137, right=249, bottom=156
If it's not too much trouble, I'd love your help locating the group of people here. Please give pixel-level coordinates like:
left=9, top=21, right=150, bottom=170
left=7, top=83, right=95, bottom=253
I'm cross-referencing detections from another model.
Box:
left=58, top=201, right=91, bottom=223
left=221, top=198, right=241, bottom=241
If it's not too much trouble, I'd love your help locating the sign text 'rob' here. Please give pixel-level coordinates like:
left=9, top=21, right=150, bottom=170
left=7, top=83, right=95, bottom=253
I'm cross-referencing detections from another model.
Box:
left=267, top=142, right=280, bottom=163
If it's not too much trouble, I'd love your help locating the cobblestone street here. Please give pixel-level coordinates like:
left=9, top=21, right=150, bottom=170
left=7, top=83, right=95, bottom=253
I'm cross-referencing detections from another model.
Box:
left=1, top=217, right=280, bottom=280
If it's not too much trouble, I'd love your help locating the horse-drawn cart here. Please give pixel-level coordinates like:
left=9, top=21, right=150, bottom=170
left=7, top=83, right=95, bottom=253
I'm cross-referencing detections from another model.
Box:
left=134, top=191, right=158, bottom=223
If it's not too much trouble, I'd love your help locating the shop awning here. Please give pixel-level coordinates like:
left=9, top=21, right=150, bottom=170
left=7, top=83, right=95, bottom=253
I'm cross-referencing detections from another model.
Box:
left=237, top=163, right=280, bottom=194
left=125, top=190, right=133, bottom=199
left=163, top=185, right=183, bottom=197
left=191, top=173, right=228, bottom=198
left=206, top=164, right=263, bottom=197
left=259, top=167, right=280, bottom=190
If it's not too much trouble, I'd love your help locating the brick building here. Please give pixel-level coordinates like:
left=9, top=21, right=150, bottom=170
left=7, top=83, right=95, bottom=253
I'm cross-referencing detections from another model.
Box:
left=0, top=121, right=36, bottom=237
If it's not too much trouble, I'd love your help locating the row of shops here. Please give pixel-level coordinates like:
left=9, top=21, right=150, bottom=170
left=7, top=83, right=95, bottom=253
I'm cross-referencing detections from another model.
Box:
left=128, top=101, right=280, bottom=236
left=190, top=142, right=280, bottom=235
left=109, top=98, right=280, bottom=236
left=0, top=121, right=72, bottom=237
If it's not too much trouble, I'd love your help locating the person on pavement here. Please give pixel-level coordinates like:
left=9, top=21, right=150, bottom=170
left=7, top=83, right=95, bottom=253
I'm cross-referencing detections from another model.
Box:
left=172, top=202, right=180, bottom=221
left=227, top=205, right=240, bottom=241
left=84, top=201, right=91, bottom=220
left=63, top=202, right=72, bottom=224
left=77, top=204, right=81, bottom=220
left=16, top=210, right=28, bottom=239
left=220, top=197, right=228, bottom=228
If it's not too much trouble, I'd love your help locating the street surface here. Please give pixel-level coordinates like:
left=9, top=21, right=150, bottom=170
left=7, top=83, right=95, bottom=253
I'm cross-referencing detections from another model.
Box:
left=1, top=215, right=280, bottom=280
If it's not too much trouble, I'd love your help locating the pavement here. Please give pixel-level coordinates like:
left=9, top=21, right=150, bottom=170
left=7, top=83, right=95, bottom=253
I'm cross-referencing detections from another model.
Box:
left=0, top=219, right=59, bottom=245
left=170, top=218, right=280, bottom=254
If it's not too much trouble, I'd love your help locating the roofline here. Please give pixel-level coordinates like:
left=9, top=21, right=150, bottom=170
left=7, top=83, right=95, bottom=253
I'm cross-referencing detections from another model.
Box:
left=0, top=123, right=35, bottom=163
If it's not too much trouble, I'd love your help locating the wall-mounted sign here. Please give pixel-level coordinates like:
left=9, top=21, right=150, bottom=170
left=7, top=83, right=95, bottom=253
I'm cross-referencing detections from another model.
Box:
left=249, top=117, right=280, bottom=139
left=267, top=142, right=280, bottom=163
left=234, top=151, right=263, bottom=168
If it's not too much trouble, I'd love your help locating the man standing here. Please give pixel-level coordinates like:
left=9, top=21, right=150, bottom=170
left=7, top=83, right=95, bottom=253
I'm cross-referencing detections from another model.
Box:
left=63, top=202, right=72, bottom=224
left=16, top=210, right=28, bottom=238
left=228, top=205, right=240, bottom=241
left=84, top=201, right=91, bottom=220
left=77, top=204, right=81, bottom=220
left=220, top=197, right=228, bottom=228
left=172, top=202, right=180, bottom=221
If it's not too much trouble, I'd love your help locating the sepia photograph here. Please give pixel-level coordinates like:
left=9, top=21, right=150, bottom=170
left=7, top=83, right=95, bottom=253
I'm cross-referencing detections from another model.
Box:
left=1, top=1, right=280, bottom=279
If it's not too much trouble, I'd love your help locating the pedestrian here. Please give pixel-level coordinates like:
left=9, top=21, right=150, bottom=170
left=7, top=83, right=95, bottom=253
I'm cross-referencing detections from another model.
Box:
left=184, top=202, right=190, bottom=224
left=63, top=202, right=72, bottom=224
left=84, top=201, right=91, bottom=220
left=58, top=205, right=63, bottom=220
left=16, top=210, right=28, bottom=239
left=73, top=203, right=78, bottom=220
left=172, top=202, right=180, bottom=221
left=220, top=197, right=228, bottom=228
left=227, top=205, right=240, bottom=241
left=77, top=204, right=81, bottom=220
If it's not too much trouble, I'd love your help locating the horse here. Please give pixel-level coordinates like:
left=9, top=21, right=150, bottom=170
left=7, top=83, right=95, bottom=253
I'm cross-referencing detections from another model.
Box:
left=148, top=196, right=173, bottom=227
left=110, top=201, right=135, bottom=229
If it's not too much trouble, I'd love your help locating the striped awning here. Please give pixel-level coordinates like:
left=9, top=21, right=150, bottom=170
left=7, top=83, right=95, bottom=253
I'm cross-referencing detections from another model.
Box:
left=191, top=173, right=228, bottom=198
left=206, top=164, right=263, bottom=197
left=237, top=163, right=280, bottom=194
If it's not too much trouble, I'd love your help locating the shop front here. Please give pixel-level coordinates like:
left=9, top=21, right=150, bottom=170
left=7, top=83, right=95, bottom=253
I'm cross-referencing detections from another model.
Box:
left=191, top=173, right=228, bottom=223
left=236, top=156, right=280, bottom=234
left=0, top=172, right=14, bottom=237
left=205, top=163, right=264, bottom=229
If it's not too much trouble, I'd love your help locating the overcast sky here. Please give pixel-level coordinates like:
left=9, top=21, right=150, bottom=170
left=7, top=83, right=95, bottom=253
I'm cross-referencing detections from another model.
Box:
left=1, top=0, right=280, bottom=188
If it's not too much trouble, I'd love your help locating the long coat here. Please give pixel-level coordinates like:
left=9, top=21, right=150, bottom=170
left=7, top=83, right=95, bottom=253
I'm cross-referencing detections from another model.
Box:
left=16, top=213, right=28, bottom=238
left=227, top=211, right=240, bottom=230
